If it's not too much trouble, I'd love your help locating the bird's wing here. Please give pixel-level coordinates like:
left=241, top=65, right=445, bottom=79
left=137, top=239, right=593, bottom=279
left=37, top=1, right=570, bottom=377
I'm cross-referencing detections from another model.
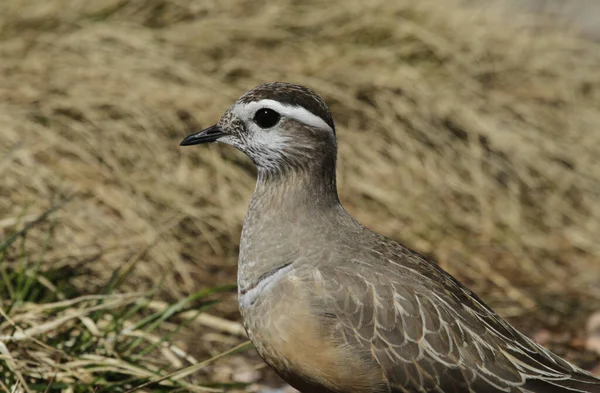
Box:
left=313, top=245, right=600, bottom=393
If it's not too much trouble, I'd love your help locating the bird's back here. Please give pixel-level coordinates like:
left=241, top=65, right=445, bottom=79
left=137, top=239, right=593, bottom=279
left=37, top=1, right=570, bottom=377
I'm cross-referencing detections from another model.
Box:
left=303, top=230, right=600, bottom=393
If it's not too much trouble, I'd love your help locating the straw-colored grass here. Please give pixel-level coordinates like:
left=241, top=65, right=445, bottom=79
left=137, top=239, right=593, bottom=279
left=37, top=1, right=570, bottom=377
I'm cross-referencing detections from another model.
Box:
left=1, top=0, right=600, bottom=390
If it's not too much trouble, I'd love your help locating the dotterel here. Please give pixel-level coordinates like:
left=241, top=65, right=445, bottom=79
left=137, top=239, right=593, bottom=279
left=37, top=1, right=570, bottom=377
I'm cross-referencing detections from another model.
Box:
left=180, top=82, right=600, bottom=393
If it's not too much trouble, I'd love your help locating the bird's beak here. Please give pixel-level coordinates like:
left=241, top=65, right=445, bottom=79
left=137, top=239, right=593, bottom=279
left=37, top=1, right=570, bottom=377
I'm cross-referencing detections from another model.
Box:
left=179, top=125, right=225, bottom=146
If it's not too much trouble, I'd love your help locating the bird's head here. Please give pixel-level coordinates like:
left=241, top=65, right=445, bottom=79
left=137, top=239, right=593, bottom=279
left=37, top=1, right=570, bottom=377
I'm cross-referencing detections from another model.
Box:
left=180, top=82, right=337, bottom=174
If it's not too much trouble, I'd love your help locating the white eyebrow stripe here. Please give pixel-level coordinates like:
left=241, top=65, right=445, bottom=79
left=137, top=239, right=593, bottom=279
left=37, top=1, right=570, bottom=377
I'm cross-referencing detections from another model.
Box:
left=233, top=99, right=333, bottom=132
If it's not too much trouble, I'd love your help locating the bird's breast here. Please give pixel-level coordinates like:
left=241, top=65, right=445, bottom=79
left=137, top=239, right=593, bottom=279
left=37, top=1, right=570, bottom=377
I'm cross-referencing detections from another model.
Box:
left=237, top=272, right=385, bottom=393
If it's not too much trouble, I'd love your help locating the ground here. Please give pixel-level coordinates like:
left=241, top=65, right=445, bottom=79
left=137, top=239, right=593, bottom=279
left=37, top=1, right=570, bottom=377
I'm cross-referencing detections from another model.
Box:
left=0, top=0, right=599, bottom=392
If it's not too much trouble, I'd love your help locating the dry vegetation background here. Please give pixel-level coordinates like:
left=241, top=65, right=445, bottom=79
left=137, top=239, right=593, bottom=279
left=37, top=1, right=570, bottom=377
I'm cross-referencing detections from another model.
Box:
left=1, top=0, right=600, bottom=391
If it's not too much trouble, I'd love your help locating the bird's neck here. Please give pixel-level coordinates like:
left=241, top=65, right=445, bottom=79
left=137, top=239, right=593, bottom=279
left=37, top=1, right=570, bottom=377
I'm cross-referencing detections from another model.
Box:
left=255, top=160, right=339, bottom=209
left=238, top=155, right=342, bottom=292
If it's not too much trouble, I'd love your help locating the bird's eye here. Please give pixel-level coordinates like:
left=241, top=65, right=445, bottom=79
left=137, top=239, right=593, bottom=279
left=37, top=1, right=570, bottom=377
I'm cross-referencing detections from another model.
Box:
left=253, top=108, right=281, bottom=128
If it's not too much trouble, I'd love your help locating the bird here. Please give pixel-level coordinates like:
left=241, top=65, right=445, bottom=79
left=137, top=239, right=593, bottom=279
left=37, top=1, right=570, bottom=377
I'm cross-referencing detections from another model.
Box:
left=180, top=82, right=600, bottom=393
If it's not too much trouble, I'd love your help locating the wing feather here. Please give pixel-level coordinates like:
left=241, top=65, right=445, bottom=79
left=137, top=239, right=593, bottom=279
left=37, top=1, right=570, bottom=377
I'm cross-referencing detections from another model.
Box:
left=314, top=243, right=600, bottom=393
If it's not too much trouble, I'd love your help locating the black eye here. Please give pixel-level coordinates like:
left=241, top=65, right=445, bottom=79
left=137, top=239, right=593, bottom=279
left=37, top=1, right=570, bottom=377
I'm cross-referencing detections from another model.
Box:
left=253, top=108, right=281, bottom=128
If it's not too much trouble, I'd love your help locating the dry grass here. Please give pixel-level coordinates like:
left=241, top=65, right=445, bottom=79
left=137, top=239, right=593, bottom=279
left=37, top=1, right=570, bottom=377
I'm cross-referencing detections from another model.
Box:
left=1, top=0, right=600, bottom=390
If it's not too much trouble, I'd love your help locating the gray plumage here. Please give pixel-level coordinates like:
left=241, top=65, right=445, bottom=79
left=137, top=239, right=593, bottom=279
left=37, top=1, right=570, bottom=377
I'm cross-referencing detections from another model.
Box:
left=180, top=82, right=600, bottom=393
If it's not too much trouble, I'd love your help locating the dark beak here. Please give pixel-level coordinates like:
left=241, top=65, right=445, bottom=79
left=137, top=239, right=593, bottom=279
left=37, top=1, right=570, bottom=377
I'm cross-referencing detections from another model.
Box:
left=180, top=125, right=225, bottom=146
